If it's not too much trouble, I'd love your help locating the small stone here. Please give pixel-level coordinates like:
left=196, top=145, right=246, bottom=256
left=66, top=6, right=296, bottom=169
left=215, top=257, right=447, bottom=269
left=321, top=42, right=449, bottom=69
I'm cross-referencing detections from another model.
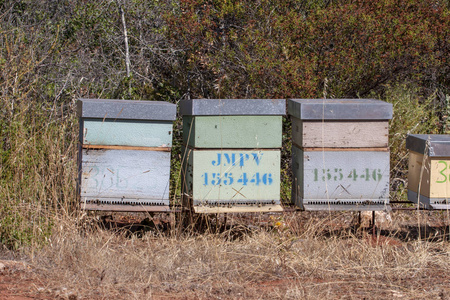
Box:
left=68, top=294, right=78, bottom=300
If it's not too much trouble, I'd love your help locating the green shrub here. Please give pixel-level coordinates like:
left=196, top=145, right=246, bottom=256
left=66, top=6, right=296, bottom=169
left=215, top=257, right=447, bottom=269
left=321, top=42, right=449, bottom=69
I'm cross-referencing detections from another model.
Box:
left=377, top=83, right=443, bottom=201
left=166, top=0, right=449, bottom=100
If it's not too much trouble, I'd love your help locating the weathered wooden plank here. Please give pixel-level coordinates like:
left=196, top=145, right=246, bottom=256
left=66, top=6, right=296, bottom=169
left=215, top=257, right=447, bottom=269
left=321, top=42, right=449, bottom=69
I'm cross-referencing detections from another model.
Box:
left=408, top=151, right=450, bottom=198
left=82, top=145, right=171, bottom=151
left=182, top=149, right=281, bottom=205
left=426, top=158, right=450, bottom=198
left=291, top=118, right=388, bottom=148
left=81, top=119, right=173, bottom=147
left=80, top=149, right=171, bottom=204
left=183, top=116, right=282, bottom=149
left=291, top=145, right=390, bottom=211
left=407, top=151, right=431, bottom=196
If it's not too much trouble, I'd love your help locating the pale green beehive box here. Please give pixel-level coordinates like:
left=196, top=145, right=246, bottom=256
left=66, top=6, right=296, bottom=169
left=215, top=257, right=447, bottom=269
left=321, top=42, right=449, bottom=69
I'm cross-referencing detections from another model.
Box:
left=180, top=99, right=286, bottom=213
left=77, top=99, right=176, bottom=212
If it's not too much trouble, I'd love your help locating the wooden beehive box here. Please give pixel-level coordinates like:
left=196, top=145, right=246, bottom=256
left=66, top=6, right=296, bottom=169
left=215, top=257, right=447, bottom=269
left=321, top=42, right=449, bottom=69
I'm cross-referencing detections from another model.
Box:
left=288, top=99, right=393, bottom=211
left=406, top=134, right=450, bottom=209
left=77, top=99, right=176, bottom=212
left=180, top=99, right=286, bottom=213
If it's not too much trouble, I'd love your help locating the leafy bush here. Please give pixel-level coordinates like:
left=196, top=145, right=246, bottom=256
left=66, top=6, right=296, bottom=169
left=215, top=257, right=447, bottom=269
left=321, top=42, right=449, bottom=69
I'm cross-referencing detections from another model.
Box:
left=166, top=0, right=450, bottom=100
left=378, top=83, right=443, bottom=200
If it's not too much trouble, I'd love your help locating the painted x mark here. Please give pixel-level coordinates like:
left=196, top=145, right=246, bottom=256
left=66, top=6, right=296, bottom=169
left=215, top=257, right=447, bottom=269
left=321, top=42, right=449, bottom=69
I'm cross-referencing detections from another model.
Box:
left=231, top=187, right=246, bottom=199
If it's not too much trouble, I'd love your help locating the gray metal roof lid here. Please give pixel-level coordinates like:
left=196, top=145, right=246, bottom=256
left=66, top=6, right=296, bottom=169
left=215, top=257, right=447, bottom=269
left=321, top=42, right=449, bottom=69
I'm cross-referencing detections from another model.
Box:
left=77, top=99, right=176, bottom=121
left=406, top=134, right=450, bottom=157
left=179, top=99, right=286, bottom=116
left=288, top=99, right=393, bottom=120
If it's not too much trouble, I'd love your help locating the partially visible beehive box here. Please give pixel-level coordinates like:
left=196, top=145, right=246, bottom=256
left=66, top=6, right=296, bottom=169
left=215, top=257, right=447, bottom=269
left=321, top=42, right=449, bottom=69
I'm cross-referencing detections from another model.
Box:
left=288, top=99, right=392, bottom=211
left=180, top=99, right=285, bottom=213
left=77, top=99, right=176, bottom=212
left=406, top=134, right=450, bottom=209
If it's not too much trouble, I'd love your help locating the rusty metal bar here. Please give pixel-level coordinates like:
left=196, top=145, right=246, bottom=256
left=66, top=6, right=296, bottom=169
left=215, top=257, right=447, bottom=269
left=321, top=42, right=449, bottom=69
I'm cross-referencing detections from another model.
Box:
left=391, top=207, right=428, bottom=211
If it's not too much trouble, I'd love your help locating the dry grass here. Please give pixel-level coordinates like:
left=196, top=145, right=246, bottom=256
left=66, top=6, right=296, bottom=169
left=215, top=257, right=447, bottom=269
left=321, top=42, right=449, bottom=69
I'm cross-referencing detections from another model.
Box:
left=22, top=211, right=450, bottom=300
left=1, top=8, right=449, bottom=300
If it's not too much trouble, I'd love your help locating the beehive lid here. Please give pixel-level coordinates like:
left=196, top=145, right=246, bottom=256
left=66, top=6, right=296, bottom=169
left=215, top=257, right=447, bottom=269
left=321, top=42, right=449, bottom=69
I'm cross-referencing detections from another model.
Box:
left=406, top=134, right=450, bottom=157
left=179, top=99, right=286, bottom=116
left=288, top=99, right=392, bottom=120
left=77, top=99, right=176, bottom=121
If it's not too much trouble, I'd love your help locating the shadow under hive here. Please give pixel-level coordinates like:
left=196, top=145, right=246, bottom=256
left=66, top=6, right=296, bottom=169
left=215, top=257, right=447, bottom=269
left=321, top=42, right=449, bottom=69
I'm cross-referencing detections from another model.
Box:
left=77, top=98, right=176, bottom=212
left=180, top=99, right=286, bottom=213
left=406, top=134, right=450, bottom=209
left=288, top=98, right=393, bottom=211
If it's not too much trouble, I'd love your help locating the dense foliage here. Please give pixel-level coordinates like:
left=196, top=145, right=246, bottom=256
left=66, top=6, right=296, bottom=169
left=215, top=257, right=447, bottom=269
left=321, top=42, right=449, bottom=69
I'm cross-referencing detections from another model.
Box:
left=0, top=0, right=449, bottom=248
left=167, top=0, right=449, bottom=99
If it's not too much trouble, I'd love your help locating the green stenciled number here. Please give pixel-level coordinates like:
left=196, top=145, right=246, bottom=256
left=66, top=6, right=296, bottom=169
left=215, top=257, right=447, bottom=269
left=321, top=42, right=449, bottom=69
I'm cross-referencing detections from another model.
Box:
left=436, top=161, right=448, bottom=183
left=334, top=168, right=343, bottom=181
left=322, top=169, right=331, bottom=181
left=372, top=169, right=382, bottom=181
left=313, top=169, right=318, bottom=181
left=347, top=169, right=358, bottom=181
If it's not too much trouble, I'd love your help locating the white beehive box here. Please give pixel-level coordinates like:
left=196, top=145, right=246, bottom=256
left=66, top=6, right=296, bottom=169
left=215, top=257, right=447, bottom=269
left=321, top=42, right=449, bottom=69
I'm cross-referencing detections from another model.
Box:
left=77, top=99, right=176, bottom=212
left=288, top=99, right=392, bottom=211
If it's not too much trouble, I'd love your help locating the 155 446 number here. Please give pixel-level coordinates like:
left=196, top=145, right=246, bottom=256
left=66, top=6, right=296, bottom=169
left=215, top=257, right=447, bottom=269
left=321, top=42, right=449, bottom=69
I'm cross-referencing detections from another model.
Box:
left=202, top=172, right=273, bottom=186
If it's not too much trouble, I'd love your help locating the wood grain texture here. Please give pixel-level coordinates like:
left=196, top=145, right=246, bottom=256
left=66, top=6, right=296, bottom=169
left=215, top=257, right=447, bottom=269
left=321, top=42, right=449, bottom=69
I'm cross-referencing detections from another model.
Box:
left=291, top=118, right=389, bottom=148
left=408, top=151, right=431, bottom=196
left=82, top=144, right=171, bottom=151
left=81, top=119, right=174, bottom=147
left=429, top=158, right=450, bottom=197
left=183, top=115, right=282, bottom=149
left=408, top=151, right=450, bottom=198
left=80, top=149, right=171, bottom=203
left=291, top=145, right=390, bottom=210
left=182, top=149, right=281, bottom=205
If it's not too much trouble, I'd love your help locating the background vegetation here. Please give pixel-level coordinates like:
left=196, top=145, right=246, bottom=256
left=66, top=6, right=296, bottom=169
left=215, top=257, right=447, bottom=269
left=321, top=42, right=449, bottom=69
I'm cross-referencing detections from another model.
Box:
left=0, top=1, right=449, bottom=299
left=0, top=0, right=449, bottom=249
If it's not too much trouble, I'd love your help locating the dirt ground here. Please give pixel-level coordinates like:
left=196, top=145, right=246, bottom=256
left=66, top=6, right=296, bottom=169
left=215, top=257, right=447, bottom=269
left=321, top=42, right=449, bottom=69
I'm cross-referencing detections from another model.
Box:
left=1, top=209, right=449, bottom=300
left=0, top=260, right=51, bottom=300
